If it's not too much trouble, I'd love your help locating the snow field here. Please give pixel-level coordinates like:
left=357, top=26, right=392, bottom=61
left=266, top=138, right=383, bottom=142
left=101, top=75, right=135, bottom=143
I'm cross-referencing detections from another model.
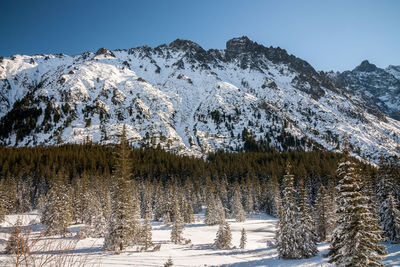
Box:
left=0, top=212, right=399, bottom=266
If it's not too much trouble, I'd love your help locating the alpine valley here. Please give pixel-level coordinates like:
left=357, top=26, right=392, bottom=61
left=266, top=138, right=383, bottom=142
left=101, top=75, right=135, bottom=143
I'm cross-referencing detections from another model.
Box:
left=1, top=36, right=399, bottom=161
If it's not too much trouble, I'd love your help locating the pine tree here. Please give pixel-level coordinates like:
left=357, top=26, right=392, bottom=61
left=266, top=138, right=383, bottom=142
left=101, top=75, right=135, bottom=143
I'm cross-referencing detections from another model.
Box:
left=153, top=181, right=164, bottom=221
left=253, top=177, right=263, bottom=213
left=314, top=185, right=335, bottom=241
left=82, top=188, right=106, bottom=238
left=329, top=148, right=386, bottom=266
left=0, top=180, right=8, bottom=222
left=268, top=175, right=281, bottom=217
left=4, top=178, right=17, bottom=214
left=41, top=171, right=72, bottom=236
left=297, top=178, right=318, bottom=258
left=104, top=126, right=140, bottom=252
left=140, top=180, right=153, bottom=219
left=381, top=193, right=400, bottom=243
left=71, top=176, right=84, bottom=224
left=170, top=196, right=184, bottom=244
left=215, top=196, right=226, bottom=222
left=183, top=198, right=195, bottom=224
left=163, top=182, right=173, bottom=226
left=243, top=176, right=255, bottom=214
left=15, top=178, right=31, bottom=213
left=232, top=183, right=246, bottom=222
left=141, top=216, right=153, bottom=250
left=364, top=173, right=379, bottom=215
left=214, top=219, right=232, bottom=249
left=218, top=176, right=229, bottom=210
left=239, top=228, right=247, bottom=249
left=276, top=162, right=301, bottom=259
left=205, top=194, right=224, bottom=225
left=377, top=157, right=400, bottom=243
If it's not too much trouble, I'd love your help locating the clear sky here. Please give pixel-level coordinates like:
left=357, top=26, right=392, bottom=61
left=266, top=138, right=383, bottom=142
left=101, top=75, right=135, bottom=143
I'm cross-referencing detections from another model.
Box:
left=1, top=0, right=399, bottom=71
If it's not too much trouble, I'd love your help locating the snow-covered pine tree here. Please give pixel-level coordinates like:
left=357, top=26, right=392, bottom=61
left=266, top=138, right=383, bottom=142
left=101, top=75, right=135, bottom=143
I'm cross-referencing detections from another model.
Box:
left=204, top=194, right=218, bottom=225
left=71, top=174, right=86, bottom=224
left=276, top=162, right=301, bottom=259
left=193, top=181, right=203, bottom=214
left=314, top=185, right=335, bottom=241
left=244, top=175, right=255, bottom=214
left=143, top=181, right=153, bottom=220
left=80, top=175, right=94, bottom=225
left=104, top=125, right=140, bottom=252
left=328, top=147, right=386, bottom=266
left=268, top=175, right=281, bottom=217
left=141, top=216, right=153, bottom=250
left=232, top=183, right=246, bottom=222
left=163, top=210, right=172, bottom=226
left=239, top=228, right=247, bottom=249
left=205, top=192, right=226, bottom=226
left=297, top=178, right=318, bottom=258
left=3, top=178, right=17, bottom=214
left=101, top=185, right=112, bottom=221
left=41, top=170, right=72, bottom=236
left=218, top=175, right=229, bottom=210
left=0, top=180, right=8, bottom=222
left=377, top=156, right=400, bottom=243
left=162, top=182, right=173, bottom=226
left=81, top=187, right=106, bottom=238
left=153, top=180, right=164, bottom=221
left=15, top=178, right=31, bottom=213
left=327, top=177, right=338, bottom=228
left=214, top=219, right=232, bottom=249
left=363, top=173, right=379, bottom=215
left=381, top=192, right=400, bottom=243
left=170, top=195, right=184, bottom=244
left=252, top=176, right=262, bottom=213
left=215, top=195, right=226, bottom=221
left=183, top=198, right=195, bottom=224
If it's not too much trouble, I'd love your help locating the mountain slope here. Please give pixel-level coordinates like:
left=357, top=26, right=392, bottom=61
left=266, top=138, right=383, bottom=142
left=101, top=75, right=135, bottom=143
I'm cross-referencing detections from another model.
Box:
left=0, top=37, right=399, bottom=160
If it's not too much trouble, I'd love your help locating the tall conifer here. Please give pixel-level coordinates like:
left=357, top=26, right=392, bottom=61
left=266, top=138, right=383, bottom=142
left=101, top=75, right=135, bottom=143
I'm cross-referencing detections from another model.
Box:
left=329, top=147, right=386, bottom=266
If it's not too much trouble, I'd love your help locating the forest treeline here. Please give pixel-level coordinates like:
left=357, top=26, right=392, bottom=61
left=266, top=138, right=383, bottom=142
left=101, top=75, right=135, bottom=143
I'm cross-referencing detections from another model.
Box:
left=0, top=143, right=376, bottom=184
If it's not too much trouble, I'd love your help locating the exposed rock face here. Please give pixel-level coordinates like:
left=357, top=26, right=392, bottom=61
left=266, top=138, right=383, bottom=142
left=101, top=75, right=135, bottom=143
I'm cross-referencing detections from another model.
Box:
left=95, top=47, right=115, bottom=57
left=354, top=60, right=378, bottom=72
left=333, top=60, right=400, bottom=120
left=0, top=37, right=399, bottom=161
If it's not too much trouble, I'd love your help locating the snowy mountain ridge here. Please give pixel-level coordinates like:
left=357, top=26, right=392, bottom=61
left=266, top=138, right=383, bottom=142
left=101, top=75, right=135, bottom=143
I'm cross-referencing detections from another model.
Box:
left=330, top=60, right=400, bottom=121
left=0, top=36, right=399, bottom=161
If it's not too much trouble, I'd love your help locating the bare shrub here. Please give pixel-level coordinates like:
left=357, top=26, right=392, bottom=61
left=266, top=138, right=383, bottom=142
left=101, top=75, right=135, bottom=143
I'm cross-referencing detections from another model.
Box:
left=3, top=219, right=97, bottom=267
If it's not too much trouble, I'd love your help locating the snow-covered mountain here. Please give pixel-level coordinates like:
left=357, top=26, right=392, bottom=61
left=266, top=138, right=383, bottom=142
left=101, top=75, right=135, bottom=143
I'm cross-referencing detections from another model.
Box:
left=330, top=60, right=400, bottom=120
left=0, top=36, right=399, bottom=160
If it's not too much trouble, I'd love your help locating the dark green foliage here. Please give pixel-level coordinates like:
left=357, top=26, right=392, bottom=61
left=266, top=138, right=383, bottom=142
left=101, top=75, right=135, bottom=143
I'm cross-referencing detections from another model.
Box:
left=0, top=145, right=362, bottom=187
left=0, top=93, right=42, bottom=142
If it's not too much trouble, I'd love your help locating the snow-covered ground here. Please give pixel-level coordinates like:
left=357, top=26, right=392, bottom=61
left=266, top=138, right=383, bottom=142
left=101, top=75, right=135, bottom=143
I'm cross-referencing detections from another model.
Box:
left=1, top=212, right=399, bottom=266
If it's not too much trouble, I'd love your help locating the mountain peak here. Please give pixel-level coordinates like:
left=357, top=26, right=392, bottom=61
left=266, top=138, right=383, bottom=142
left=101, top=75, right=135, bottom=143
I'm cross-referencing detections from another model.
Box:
left=95, top=47, right=115, bottom=57
left=354, top=60, right=377, bottom=72
left=169, top=39, right=205, bottom=53
left=226, top=36, right=257, bottom=54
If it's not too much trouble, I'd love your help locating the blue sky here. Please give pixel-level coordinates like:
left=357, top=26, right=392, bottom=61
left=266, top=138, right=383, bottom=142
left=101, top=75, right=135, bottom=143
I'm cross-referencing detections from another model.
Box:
left=1, top=0, right=399, bottom=71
